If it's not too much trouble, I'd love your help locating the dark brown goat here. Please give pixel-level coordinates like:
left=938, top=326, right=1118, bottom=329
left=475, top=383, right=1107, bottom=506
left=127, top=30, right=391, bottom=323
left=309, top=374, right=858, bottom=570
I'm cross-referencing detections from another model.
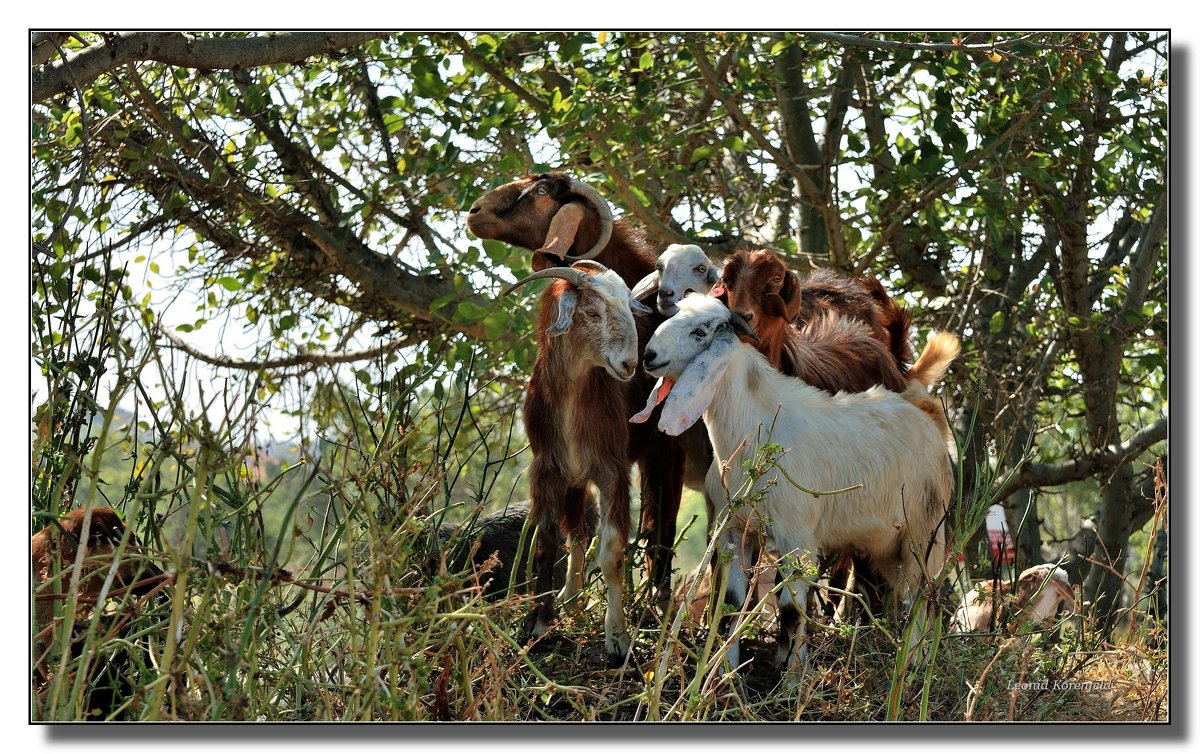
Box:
left=438, top=498, right=599, bottom=601
left=469, top=174, right=707, bottom=654
left=32, top=507, right=164, bottom=719
left=33, top=507, right=162, bottom=632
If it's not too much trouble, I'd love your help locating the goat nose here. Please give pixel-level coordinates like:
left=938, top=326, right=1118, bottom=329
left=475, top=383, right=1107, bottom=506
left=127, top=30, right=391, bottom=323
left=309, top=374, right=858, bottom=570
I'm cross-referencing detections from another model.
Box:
left=468, top=204, right=481, bottom=215
left=644, top=348, right=657, bottom=363
left=622, top=359, right=637, bottom=374
left=660, top=288, right=675, bottom=299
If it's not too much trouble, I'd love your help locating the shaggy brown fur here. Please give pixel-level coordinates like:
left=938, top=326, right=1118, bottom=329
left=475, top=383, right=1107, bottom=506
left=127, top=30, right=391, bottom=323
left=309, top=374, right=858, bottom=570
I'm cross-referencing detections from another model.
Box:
left=715, top=249, right=910, bottom=393
left=32, top=507, right=163, bottom=719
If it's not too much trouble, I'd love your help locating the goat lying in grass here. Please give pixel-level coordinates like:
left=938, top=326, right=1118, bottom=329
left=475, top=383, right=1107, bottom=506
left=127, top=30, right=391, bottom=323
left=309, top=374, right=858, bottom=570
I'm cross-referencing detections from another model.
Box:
left=438, top=498, right=598, bottom=601
left=32, top=506, right=164, bottom=719
left=632, top=295, right=957, bottom=676
left=951, top=563, right=1078, bottom=634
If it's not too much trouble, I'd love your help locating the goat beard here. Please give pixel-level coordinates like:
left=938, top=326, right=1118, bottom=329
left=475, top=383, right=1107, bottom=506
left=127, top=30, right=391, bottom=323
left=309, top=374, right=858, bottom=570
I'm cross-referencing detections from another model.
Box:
left=629, top=377, right=676, bottom=424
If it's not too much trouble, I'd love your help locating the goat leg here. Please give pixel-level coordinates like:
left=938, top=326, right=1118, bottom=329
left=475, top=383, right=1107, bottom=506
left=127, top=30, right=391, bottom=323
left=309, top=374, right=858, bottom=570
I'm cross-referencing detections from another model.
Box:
left=637, top=442, right=685, bottom=614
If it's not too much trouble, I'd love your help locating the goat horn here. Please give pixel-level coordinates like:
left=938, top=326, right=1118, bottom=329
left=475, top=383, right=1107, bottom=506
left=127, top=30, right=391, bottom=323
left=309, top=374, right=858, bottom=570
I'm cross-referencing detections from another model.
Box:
left=564, top=178, right=614, bottom=261
left=569, top=260, right=610, bottom=273
left=728, top=311, right=760, bottom=344
left=502, top=266, right=587, bottom=296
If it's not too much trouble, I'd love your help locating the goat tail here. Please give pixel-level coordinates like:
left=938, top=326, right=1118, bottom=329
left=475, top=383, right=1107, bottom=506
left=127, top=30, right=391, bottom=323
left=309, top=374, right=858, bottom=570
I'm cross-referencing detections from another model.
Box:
left=907, top=331, right=960, bottom=391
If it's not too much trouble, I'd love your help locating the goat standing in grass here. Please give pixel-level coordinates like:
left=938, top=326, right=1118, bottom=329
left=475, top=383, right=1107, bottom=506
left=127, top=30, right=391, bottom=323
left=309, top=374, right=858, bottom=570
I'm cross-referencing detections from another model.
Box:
left=713, top=248, right=958, bottom=622
left=469, top=173, right=711, bottom=632
left=502, top=261, right=656, bottom=661
left=632, top=295, right=957, bottom=678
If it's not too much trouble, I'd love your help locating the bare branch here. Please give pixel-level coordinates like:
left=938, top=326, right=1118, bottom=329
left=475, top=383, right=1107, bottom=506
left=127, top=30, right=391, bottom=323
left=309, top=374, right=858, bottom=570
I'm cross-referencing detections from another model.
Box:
left=32, top=32, right=73, bottom=67
left=1119, top=185, right=1168, bottom=325
left=33, top=31, right=389, bottom=103
left=160, top=328, right=425, bottom=372
left=992, top=417, right=1168, bottom=501
left=805, top=32, right=1040, bottom=53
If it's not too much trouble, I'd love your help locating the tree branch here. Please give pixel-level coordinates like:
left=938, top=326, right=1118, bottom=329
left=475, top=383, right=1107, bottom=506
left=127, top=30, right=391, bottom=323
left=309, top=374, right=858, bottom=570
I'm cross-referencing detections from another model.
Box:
left=33, top=31, right=389, bottom=103
left=992, top=417, right=1168, bottom=501
left=805, top=32, right=1040, bottom=53
left=1118, top=184, right=1168, bottom=325
left=854, top=87, right=1052, bottom=275
left=161, top=328, right=425, bottom=372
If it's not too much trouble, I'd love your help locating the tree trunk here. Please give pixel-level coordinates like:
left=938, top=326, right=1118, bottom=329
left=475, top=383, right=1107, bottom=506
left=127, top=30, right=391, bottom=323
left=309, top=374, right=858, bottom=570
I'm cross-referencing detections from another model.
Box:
left=771, top=38, right=828, bottom=258
left=1086, top=463, right=1134, bottom=632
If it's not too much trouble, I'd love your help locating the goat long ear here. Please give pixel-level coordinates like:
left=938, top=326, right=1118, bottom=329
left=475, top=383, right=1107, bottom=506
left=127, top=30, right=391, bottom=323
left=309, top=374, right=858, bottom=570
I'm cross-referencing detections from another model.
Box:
left=537, top=202, right=586, bottom=260
left=630, top=270, right=659, bottom=302
left=547, top=287, right=578, bottom=336
left=658, top=333, right=738, bottom=436
left=764, top=270, right=802, bottom=322
left=630, top=298, right=653, bottom=317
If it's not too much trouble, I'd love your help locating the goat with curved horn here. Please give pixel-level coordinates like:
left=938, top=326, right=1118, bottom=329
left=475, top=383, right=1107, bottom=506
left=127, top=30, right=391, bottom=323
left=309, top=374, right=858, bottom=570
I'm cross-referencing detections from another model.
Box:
left=502, top=266, right=590, bottom=296
left=562, top=178, right=613, bottom=260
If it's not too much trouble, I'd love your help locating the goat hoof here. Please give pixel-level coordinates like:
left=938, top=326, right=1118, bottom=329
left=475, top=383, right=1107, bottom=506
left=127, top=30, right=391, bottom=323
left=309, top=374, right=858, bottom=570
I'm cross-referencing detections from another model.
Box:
left=604, top=637, right=635, bottom=669
left=605, top=647, right=636, bottom=669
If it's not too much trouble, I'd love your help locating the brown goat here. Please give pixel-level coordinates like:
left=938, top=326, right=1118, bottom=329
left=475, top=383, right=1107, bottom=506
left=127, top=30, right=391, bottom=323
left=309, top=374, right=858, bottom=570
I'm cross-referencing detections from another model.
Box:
left=713, top=249, right=911, bottom=393
left=32, top=507, right=164, bottom=719
left=950, top=564, right=1078, bottom=634
left=714, top=249, right=955, bottom=439
left=33, top=507, right=162, bottom=632
left=469, top=173, right=708, bottom=651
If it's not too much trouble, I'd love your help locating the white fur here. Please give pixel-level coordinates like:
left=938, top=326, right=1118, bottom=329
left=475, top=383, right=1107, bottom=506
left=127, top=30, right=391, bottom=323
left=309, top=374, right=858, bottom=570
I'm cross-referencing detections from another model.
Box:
left=631, top=244, right=719, bottom=316
left=642, top=295, right=953, bottom=672
left=583, top=269, right=644, bottom=380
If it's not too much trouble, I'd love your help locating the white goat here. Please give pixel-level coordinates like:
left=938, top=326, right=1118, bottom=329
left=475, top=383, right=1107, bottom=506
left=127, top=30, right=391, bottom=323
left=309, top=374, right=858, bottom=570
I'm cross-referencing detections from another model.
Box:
left=951, top=564, right=1077, bottom=633
left=631, top=295, right=957, bottom=674
left=631, top=244, right=719, bottom=316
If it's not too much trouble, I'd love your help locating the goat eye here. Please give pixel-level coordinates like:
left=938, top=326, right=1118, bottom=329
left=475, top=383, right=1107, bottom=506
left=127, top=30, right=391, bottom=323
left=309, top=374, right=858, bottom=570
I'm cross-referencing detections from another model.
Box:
left=691, top=328, right=706, bottom=339
left=536, top=186, right=548, bottom=196
left=696, top=265, right=707, bottom=274
left=586, top=309, right=601, bottom=319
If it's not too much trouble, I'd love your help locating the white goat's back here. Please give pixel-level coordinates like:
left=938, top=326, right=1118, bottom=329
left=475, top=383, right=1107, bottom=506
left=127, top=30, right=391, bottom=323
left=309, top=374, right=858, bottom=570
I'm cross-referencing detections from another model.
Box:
left=705, top=346, right=952, bottom=592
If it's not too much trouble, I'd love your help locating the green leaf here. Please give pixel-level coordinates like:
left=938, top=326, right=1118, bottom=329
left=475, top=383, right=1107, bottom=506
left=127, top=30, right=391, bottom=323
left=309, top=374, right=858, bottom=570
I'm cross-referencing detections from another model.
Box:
left=638, top=51, right=653, bottom=70
left=689, top=145, right=718, bottom=164
left=216, top=276, right=242, bottom=292
left=455, top=301, right=489, bottom=323
left=483, top=312, right=507, bottom=340
left=988, top=310, right=1005, bottom=334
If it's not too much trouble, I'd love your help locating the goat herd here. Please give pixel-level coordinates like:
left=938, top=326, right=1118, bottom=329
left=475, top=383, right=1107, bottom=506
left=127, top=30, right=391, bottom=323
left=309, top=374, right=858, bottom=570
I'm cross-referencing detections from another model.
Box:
left=465, top=173, right=1076, bottom=675
left=32, top=172, right=1078, bottom=718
